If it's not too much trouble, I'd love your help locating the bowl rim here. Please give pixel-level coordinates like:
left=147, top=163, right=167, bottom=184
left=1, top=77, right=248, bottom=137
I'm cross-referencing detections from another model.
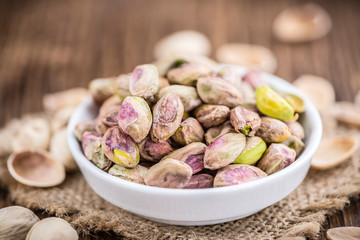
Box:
left=67, top=66, right=322, bottom=196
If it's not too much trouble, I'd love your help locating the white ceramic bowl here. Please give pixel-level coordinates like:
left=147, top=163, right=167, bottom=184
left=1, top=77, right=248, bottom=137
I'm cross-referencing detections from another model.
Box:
left=67, top=67, right=322, bottom=226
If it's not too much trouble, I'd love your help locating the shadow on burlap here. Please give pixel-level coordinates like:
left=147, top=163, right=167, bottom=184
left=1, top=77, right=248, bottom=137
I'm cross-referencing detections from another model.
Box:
left=0, top=122, right=359, bottom=240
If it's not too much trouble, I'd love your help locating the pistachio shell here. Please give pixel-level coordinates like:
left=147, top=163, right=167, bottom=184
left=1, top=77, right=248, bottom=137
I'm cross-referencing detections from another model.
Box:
left=242, top=70, right=267, bottom=89
left=327, top=227, right=360, bottom=240
left=234, top=136, right=267, bottom=165
left=43, top=88, right=88, bottom=112
left=108, top=164, right=148, bottom=184
left=286, top=121, right=305, bottom=140
left=332, top=102, right=360, bottom=127
left=281, top=135, right=304, bottom=155
left=205, top=121, right=236, bottom=145
left=204, top=133, right=246, bottom=170
left=230, top=106, right=261, bottom=136
left=0, top=119, right=21, bottom=156
left=139, top=137, right=174, bottom=162
left=214, top=164, right=267, bottom=187
left=183, top=174, right=214, bottom=189
left=50, top=107, right=75, bottom=133
left=89, top=78, right=115, bottom=104
left=194, top=104, right=230, bottom=128
left=172, top=117, right=204, bottom=146
left=130, top=64, right=159, bottom=101
left=167, top=63, right=212, bottom=86
left=255, top=86, right=295, bottom=121
left=112, top=74, right=131, bottom=99
left=256, top=117, right=292, bottom=143
left=82, top=132, right=112, bottom=170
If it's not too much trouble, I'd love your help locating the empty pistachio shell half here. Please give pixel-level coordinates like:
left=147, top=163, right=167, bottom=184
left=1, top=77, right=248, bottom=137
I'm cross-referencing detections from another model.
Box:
left=242, top=70, right=268, bottom=89
left=50, top=128, right=77, bottom=172
left=144, top=158, right=193, bottom=188
left=153, top=30, right=211, bottom=59
left=130, top=64, right=159, bottom=101
left=256, top=117, right=291, bottom=143
left=204, top=133, right=246, bottom=170
left=234, top=136, right=267, bottom=165
left=332, top=102, right=360, bottom=127
left=26, top=217, right=78, bottom=240
left=43, top=88, right=88, bottom=112
left=230, top=106, right=261, bottom=136
left=256, top=86, right=295, bottom=121
left=286, top=121, right=305, bottom=140
left=327, top=227, right=360, bottom=240
left=82, top=132, right=112, bottom=170
left=205, top=121, right=236, bottom=145
left=50, top=107, right=75, bottom=133
left=108, top=164, right=148, bottom=184
left=7, top=149, right=66, bottom=187
left=74, top=121, right=96, bottom=141
left=214, top=164, right=267, bottom=187
left=281, top=135, right=304, bottom=156
left=112, top=74, right=131, bottom=99
left=139, top=137, right=174, bottom=162
left=194, top=104, right=230, bottom=128
left=197, top=76, right=242, bottom=108
left=118, top=96, right=152, bottom=143
left=0, top=206, right=40, bottom=240
left=172, top=117, right=204, bottom=146
left=273, top=3, right=332, bottom=42
left=216, top=43, right=277, bottom=73
left=184, top=174, right=214, bottom=189
left=151, top=93, right=184, bottom=142
left=167, top=63, right=212, bottom=86
left=293, top=75, right=335, bottom=111
left=89, top=77, right=116, bottom=104
left=311, top=136, right=359, bottom=170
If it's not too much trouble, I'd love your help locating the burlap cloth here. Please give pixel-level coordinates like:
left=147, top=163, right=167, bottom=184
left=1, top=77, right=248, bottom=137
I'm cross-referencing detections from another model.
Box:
left=0, top=118, right=359, bottom=240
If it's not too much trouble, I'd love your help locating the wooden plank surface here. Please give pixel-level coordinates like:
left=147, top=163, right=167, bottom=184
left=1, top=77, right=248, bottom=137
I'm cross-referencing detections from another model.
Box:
left=0, top=0, right=359, bottom=239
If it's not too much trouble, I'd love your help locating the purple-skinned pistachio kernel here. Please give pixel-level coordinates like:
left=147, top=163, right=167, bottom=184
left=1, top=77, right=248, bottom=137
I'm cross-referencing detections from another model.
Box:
left=184, top=154, right=204, bottom=174
left=82, top=131, right=112, bottom=170
left=194, top=104, right=230, bottom=128
left=242, top=70, right=267, bottom=89
left=204, top=121, right=236, bottom=145
left=130, top=64, right=159, bottom=101
left=183, top=174, right=214, bottom=189
left=108, top=164, right=148, bottom=184
left=172, top=117, right=204, bottom=146
left=256, top=117, right=291, bottom=143
left=139, top=137, right=174, bottom=162
left=102, top=109, right=119, bottom=127
left=167, top=63, right=212, bottom=86
left=230, top=106, right=261, bottom=136
left=286, top=121, right=305, bottom=140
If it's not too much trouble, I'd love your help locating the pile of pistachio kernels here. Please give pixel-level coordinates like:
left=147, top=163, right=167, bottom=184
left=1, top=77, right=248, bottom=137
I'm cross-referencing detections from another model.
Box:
left=74, top=54, right=306, bottom=189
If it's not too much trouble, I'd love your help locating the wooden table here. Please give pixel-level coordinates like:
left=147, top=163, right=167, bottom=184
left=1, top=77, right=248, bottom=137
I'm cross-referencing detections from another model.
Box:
left=0, top=0, right=359, bottom=239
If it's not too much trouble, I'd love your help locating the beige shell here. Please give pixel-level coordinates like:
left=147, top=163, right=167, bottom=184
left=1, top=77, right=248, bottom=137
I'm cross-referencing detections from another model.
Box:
left=332, top=102, right=360, bottom=127
left=43, top=88, right=88, bottom=112
left=0, top=206, right=40, bottom=240
left=273, top=3, right=332, bottom=43
left=7, top=149, right=66, bottom=187
left=11, top=117, right=50, bottom=152
left=327, top=227, right=360, bottom=240
left=50, top=107, right=75, bottom=133
left=0, top=118, right=21, bottom=156
left=26, top=217, right=78, bottom=240
left=293, top=74, right=335, bottom=111
left=311, top=136, right=359, bottom=170
left=153, top=30, right=211, bottom=59
left=50, top=128, right=78, bottom=172
left=215, top=43, right=277, bottom=73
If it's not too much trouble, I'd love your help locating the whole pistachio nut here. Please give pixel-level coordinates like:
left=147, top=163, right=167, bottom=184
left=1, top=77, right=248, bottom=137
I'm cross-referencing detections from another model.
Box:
left=101, top=127, right=140, bottom=168
left=234, top=136, right=267, bottom=165
left=205, top=121, right=236, bottom=145
left=197, top=76, right=242, bottom=107
left=255, top=86, right=295, bottom=121
left=286, top=121, right=305, bottom=140
left=158, top=77, right=170, bottom=89
left=130, top=64, right=159, bottom=101
left=281, top=135, right=304, bottom=155
left=204, top=133, right=246, bottom=170
left=183, top=174, right=214, bottom=189
left=242, top=70, right=267, bottom=89
left=43, top=88, right=88, bottom=112
left=89, top=77, right=116, bottom=104
left=118, top=96, right=152, bottom=143
left=112, top=74, right=131, bottom=99
left=230, top=106, right=261, bottom=136
left=256, top=117, right=291, bottom=143
left=144, top=158, right=192, bottom=188
left=139, top=137, right=174, bottom=162
left=172, top=117, right=204, bottom=146
left=281, top=93, right=305, bottom=113
left=156, top=85, right=202, bottom=112
left=216, top=65, right=242, bottom=90
left=151, top=93, right=184, bottom=142
left=108, top=164, right=148, bottom=184
left=214, top=164, right=267, bottom=187
left=194, top=104, right=230, bottom=128
left=167, top=63, right=212, bottom=86
left=257, top=143, right=296, bottom=175
left=82, top=132, right=112, bottom=170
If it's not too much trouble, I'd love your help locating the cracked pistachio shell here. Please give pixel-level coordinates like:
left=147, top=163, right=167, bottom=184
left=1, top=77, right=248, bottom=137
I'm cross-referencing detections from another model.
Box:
left=139, top=137, right=174, bottom=162
left=109, top=164, right=148, bottom=184
left=130, top=64, right=159, bottom=101
left=257, top=143, right=296, bottom=175
left=184, top=174, right=214, bottom=189
left=286, top=121, right=305, bottom=140
left=172, top=117, right=204, bottom=146
left=50, top=128, right=77, bottom=172
left=151, top=93, right=184, bottom=142
left=197, top=76, right=242, bottom=108
left=230, top=106, right=261, bottom=136
left=43, top=88, right=88, bottom=112
left=282, top=93, right=305, bottom=113
left=118, top=96, right=152, bottom=143
left=101, top=127, right=140, bottom=168
left=242, top=70, right=267, bottom=89
left=281, top=135, right=304, bottom=156
left=144, top=158, right=192, bottom=188
left=162, top=142, right=206, bottom=174
left=0, top=206, right=40, bottom=240
left=89, top=77, right=116, bottom=104
left=194, top=104, right=230, bottom=128
left=256, top=117, right=291, bottom=143
left=112, top=74, right=131, bottom=99
left=214, top=164, right=267, bottom=187
left=156, top=85, right=202, bottom=112
left=216, top=65, right=242, bottom=90
left=204, top=133, right=246, bottom=170
left=82, top=132, right=112, bottom=170
left=167, top=63, right=212, bottom=86
left=205, top=121, right=236, bottom=145
left=255, top=86, right=295, bottom=121
left=234, top=136, right=267, bottom=165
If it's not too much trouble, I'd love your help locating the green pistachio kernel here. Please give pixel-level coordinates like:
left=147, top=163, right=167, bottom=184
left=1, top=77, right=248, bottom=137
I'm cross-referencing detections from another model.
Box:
left=233, top=136, right=267, bottom=165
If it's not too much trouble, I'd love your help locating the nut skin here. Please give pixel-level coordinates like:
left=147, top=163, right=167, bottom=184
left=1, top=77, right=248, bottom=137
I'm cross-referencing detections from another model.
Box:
left=130, top=64, right=159, bottom=101
left=108, top=164, right=148, bottom=184
left=151, top=93, right=184, bottom=142
left=112, top=74, right=131, bottom=99
left=256, top=117, right=291, bottom=143
left=230, top=106, right=261, bottom=136
left=214, top=164, right=267, bottom=187
left=89, top=77, right=116, bottom=104
left=194, top=104, right=230, bottom=128
left=156, top=85, right=202, bottom=112
left=242, top=70, right=267, bottom=89
left=255, top=86, right=295, bottom=121
left=118, top=96, right=152, bottom=143
left=286, top=121, right=305, bottom=140
left=183, top=174, right=214, bottom=189
left=257, top=143, right=296, bottom=175
left=281, top=135, right=304, bottom=155
left=172, top=117, right=204, bottom=146
left=234, top=136, right=267, bottom=165
left=138, top=137, right=174, bottom=162
left=82, top=131, right=112, bottom=170
left=204, top=133, right=246, bottom=170
left=167, top=63, right=212, bottom=86
left=205, top=121, right=236, bottom=145
left=197, top=76, right=242, bottom=108
left=144, top=158, right=193, bottom=188
left=101, top=127, right=140, bottom=168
